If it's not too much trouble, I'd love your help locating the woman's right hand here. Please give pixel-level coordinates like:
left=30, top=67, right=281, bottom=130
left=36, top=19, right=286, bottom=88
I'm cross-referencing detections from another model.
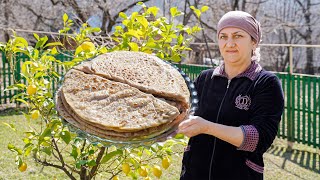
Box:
left=177, top=115, right=211, bottom=138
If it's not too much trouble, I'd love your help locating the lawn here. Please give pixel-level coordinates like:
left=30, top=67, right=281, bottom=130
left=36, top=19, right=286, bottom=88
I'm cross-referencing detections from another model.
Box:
left=0, top=108, right=319, bottom=180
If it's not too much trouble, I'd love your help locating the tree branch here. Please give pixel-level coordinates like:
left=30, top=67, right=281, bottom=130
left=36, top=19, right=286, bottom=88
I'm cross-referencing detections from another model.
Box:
left=294, top=0, right=306, bottom=11
left=21, top=4, right=56, bottom=21
left=34, top=154, right=76, bottom=180
left=67, top=0, right=88, bottom=22
left=113, top=0, right=151, bottom=23
left=88, top=147, right=106, bottom=179
left=290, top=26, right=307, bottom=39
left=49, top=0, right=66, bottom=6
left=186, top=0, right=216, bottom=32
left=52, top=136, right=65, bottom=166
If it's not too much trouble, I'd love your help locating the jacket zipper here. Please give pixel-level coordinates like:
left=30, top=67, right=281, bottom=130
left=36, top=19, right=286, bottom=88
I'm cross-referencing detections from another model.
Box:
left=208, top=79, right=231, bottom=180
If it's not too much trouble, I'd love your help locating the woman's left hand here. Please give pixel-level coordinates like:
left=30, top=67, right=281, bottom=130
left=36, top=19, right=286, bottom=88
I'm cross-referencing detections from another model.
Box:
left=177, top=115, right=210, bottom=137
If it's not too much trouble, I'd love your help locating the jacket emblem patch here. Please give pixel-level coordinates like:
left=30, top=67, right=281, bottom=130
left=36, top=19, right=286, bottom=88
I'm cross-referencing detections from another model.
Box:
left=235, top=95, right=251, bottom=110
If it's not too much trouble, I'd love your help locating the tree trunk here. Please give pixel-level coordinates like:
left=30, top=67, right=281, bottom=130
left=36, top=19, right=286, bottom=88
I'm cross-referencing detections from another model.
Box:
left=3, top=0, right=10, bottom=42
left=304, top=1, right=314, bottom=74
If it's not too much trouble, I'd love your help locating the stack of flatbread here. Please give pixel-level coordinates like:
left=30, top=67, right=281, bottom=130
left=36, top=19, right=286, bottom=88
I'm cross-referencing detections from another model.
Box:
left=56, top=51, right=190, bottom=141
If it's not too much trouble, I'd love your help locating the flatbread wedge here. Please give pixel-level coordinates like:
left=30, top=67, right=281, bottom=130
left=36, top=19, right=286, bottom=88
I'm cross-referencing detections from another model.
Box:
left=74, top=51, right=190, bottom=109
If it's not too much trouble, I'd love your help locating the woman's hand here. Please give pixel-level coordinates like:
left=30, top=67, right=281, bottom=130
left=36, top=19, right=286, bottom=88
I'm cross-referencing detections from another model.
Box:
left=177, top=115, right=210, bottom=137
left=178, top=115, right=244, bottom=147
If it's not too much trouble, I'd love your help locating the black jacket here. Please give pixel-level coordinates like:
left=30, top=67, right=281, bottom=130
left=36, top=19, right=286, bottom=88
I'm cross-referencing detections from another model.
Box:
left=181, top=62, right=284, bottom=180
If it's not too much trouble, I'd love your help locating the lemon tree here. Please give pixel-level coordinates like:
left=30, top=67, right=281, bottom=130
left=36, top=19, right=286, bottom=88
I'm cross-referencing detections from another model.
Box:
left=0, top=3, right=207, bottom=180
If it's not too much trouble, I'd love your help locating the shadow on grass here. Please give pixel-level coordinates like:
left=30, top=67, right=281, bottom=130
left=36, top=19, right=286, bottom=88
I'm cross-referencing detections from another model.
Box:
left=0, top=106, right=28, bottom=116
left=267, top=143, right=319, bottom=175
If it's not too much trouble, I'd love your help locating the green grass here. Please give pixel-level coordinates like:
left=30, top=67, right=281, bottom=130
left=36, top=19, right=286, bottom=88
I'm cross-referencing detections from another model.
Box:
left=0, top=108, right=69, bottom=180
left=0, top=109, right=319, bottom=180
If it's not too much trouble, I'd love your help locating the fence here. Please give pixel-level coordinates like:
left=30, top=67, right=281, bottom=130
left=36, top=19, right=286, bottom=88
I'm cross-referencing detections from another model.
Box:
left=1, top=53, right=319, bottom=148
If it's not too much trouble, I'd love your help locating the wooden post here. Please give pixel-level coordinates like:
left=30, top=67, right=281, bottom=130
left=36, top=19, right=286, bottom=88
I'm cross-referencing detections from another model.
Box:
left=287, top=45, right=294, bottom=151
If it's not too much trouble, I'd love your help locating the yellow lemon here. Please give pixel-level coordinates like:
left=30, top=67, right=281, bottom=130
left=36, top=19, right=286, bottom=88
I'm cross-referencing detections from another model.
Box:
left=80, top=42, right=95, bottom=52
left=27, top=85, right=37, bottom=95
left=122, top=163, right=130, bottom=175
left=139, top=166, right=148, bottom=177
left=31, top=110, right=40, bottom=120
left=152, top=165, right=162, bottom=178
left=18, top=162, right=27, bottom=172
left=162, top=157, right=170, bottom=169
left=112, top=175, right=119, bottom=180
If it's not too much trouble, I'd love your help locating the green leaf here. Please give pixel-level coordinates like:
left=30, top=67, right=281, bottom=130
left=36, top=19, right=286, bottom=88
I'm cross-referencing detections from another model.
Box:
left=79, top=160, right=87, bottom=165
left=43, top=42, right=63, bottom=48
left=115, top=26, right=123, bottom=31
left=3, top=123, right=17, bottom=132
left=119, top=12, right=127, bottom=19
left=171, top=54, right=181, bottom=62
left=146, top=40, right=157, bottom=48
left=74, top=46, right=83, bottom=56
left=194, top=9, right=201, bottom=18
left=42, top=147, right=52, bottom=155
left=40, top=127, right=52, bottom=138
left=190, top=6, right=195, bottom=10
left=34, top=33, right=40, bottom=41
left=35, top=36, right=48, bottom=49
left=201, top=6, right=209, bottom=12
left=88, top=150, right=95, bottom=155
left=71, top=145, right=79, bottom=160
left=63, top=13, right=68, bottom=23
left=90, top=27, right=101, bottom=32
left=14, top=37, right=28, bottom=47
left=8, top=143, right=16, bottom=151
left=170, top=7, right=178, bottom=17
left=15, top=84, right=26, bottom=89
left=24, top=145, right=33, bottom=156
left=8, top=144, right=22, bottom=155
left=60, top=130, right=71, bottom=144
left=131, top=12, right=138, bottom=19
left=15, top=99, right=29, bottom=106
left=5, top=84, right=25, bottom=91
left=51, top=47, right=58, bottom=55
left=126, top=30, right=140, bottom=39
left=137, top=1, right=146, bottom=9
left=174, top=133, right=185, bottom=139
left=128, top=42, right=139, bottom=51
left=15, top=156, right=22, bottom=166
left=33, top=49, right=39, bottom=60
left=101, top=149, right=123, bottom=164
left=51, top=71, right=60, bottom=78
left=137, top=1, right=144, bottom=5
left=147, top=6, right=159, bottom=17
left=177, top=34, right=184, bottom=45
left=87, top=160, right=97, bottom=167
left=122, top=19, right=130, bottom=26
left=192, top=25, right=201, bottom=33
left=136, top=16, right=148, bottom=29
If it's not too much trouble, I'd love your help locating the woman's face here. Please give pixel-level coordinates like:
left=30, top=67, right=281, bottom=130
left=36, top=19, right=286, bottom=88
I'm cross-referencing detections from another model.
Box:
left=218, top=27, right=256, bottom=66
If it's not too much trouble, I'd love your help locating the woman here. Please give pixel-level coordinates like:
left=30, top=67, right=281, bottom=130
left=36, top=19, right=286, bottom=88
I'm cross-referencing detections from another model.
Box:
left=178, top=11, right=284, bottom=180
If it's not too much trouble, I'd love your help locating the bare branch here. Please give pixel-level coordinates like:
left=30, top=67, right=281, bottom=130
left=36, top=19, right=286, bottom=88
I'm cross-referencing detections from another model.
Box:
left=294, top=0, right=306, bottom=12
left=246, top=0, right=268, bottom=5
left=21, top=4, right=55, bottom=21
left=89, top=147, right=106, bottom=178
left=114, top=0, right=151, bottom=22
left=49, top=0, right=66, bottom=6
left=66, top=0, right=88, bottom=22
left=34, top=154, right=76, bottom=180
left=310, top=2, right=320, bottom=6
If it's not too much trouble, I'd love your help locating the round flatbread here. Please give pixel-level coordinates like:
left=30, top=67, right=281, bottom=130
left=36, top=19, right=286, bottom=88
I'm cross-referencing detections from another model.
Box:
left=56, top=51, right=190, bottom=141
